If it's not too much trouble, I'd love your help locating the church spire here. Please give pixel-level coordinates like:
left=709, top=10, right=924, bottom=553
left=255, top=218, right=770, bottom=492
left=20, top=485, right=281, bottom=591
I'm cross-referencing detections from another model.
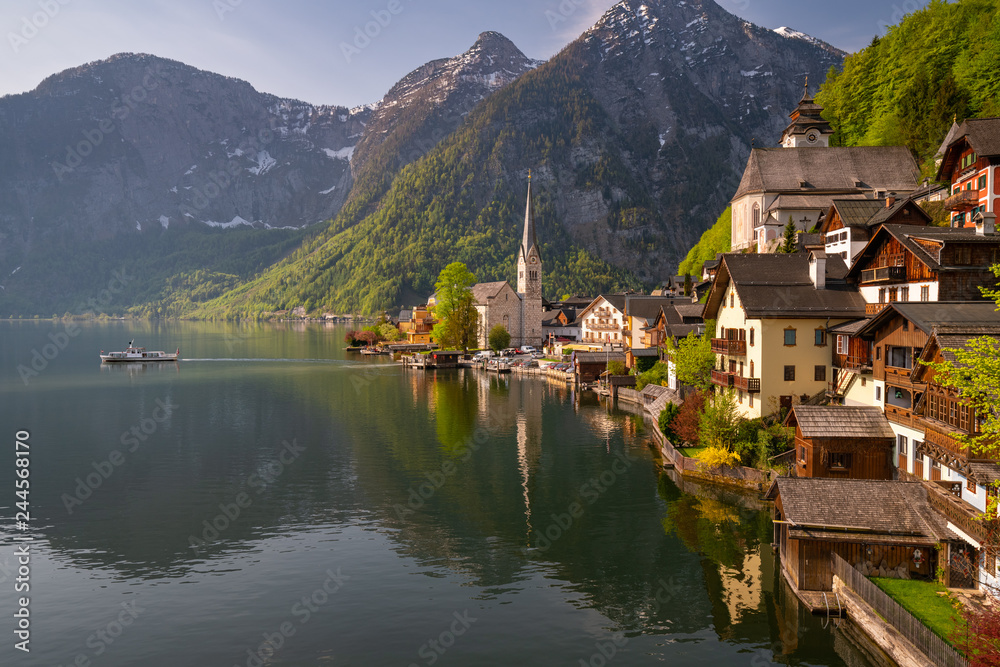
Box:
left=522, top=171, right=539, bottom=258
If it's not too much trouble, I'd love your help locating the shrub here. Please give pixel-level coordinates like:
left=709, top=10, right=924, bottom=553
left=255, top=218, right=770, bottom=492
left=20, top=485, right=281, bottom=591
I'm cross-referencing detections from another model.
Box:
left=671, top=390, right=705, bottom=445
left=658, top=403, right=680, bottom=442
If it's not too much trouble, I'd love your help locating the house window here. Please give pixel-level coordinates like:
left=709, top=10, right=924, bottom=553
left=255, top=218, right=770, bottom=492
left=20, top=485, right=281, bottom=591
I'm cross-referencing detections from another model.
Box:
left=814, top=365, right=826, bottom=381
left=749, top=393, right=753, bottom=408
left=898, top=286, right=908, bottom=302
left=836, top=335, right=847, bottom=355
left=861, top=377, right=867, bottom=387
left=878, top=288, right=886, bottom=303
left=730, top=293, right=734, bottom=308
left=888, top=287, right=898, bottom=302
left=898, top=435, right=908, bottom=456
left=979, top=175, right=988, bottom=190
left=829, top=453, right=852, bottom=469
left=784, top=365, right=795, bottom=381
left=799, top=446, right=806, bottom=464
left=814, top=329, right=826, bottom=346
left=902, top=319, right=909, bottom=331
left=932, top=460, right=941, bottom=470
left=969, top=478, right=978, bottom=494
left=876, top=386, right=882, bottom=402
left=749, top=327, right=755, bottom=346
left=784, top=329, right=796, bottom=346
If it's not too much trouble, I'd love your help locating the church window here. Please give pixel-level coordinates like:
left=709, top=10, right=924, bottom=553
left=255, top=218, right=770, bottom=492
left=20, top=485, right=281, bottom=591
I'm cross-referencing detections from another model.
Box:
left=752, top=203, right=761, bottom=228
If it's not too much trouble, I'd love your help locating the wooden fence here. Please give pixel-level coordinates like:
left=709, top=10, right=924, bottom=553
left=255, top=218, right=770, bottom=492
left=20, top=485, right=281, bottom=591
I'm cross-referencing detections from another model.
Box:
left=831, top=553, right=968, bottom=667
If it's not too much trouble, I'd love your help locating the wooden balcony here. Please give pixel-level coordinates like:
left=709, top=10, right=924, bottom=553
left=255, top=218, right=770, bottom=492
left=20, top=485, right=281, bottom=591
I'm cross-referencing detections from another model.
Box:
left=733, top=376, right=761, bottom=393
left=589, top=322, right=620, bottom=331
left=860, top=266, right=905, bottom=284
left=884, top=403, right=917, bottom=429
left=711, top=338, right=746, bottom=355
left=922, top=420, right=970, bottom=461
left=841, top=354, right=873, bottom=373
left=711, top=369, right=734, bottom=388
left=944, top=189, right=980, bottom=212
left=865, top=303, right=889, bottom=316
left=924, top=480, right=988, bottom=544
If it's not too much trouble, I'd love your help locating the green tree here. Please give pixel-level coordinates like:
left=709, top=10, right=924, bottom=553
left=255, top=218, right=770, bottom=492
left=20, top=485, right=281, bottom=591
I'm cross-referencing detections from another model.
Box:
left=607, top=360, right=627, bottom=376
left=698, top=389, right=741, bottom=451
left=431, top=262, right=479, bottom=351
left=658, top=403, right=680, bottom=442
left=678, top=207, right=732, bottom=276
left=665, top=323, right=715, bottom=391
left=378, top=322, right=401, bottom=342
left=488, top=324, right=511, bottom=352
left=779, top=216, right=796, bottom=253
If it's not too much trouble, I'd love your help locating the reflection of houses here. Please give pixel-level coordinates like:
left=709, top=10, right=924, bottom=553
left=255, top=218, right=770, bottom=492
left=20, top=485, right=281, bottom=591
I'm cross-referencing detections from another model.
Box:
left=786, top=406, right=895, bottom=480
left=767, top=478, right=952, bottom=594
left=703, top=252, right=866, bottom=418
left=730, top=90, right=920, bottom=252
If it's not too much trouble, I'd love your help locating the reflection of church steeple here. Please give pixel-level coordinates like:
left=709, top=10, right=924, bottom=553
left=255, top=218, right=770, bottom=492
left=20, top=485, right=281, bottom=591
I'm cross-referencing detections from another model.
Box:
left=514, top=379, right=543, bottom=540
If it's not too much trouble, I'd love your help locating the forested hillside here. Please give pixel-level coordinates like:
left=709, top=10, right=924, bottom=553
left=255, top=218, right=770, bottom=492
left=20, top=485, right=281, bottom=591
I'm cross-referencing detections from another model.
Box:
left=816, top=0, right=1000, bottom=173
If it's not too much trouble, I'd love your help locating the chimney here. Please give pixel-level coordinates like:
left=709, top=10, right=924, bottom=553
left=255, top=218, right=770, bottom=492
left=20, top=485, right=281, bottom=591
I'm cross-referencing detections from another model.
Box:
left=975, top=211, right=997, bottom=236
left=885, top=193, right=896, bottom=208
left=808, top=250, right=827, bottom=290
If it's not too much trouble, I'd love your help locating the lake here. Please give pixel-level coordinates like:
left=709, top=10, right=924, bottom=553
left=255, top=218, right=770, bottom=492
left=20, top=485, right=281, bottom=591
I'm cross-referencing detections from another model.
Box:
left=0, top=321, right=879, bottom=666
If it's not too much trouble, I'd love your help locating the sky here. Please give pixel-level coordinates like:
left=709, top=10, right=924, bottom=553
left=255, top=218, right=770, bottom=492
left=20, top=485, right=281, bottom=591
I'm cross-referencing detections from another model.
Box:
left=0, top=0, right=930, bottom=108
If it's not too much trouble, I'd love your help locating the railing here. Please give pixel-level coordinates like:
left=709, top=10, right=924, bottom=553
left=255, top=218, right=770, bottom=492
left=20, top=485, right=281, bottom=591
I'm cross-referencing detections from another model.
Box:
left=588, top=322, right=621, bottom=331
left=885, top=403, right=916, bottom=428
left=923, top=422, right=970, bottom=459
left=711, top=338, right=746, bottom=355
left=841, top=354, right=873, bottom=372
left=711, top=369, right=734, bottom=388
left=733, top=376, right=760, bottom=393
left=866, top=302, right=889, bottom=316
left=860, top=266, right=905, bottom=283
left=944, top=189, right=980, bottom=212
left=831, top=553, right=968, bottom=667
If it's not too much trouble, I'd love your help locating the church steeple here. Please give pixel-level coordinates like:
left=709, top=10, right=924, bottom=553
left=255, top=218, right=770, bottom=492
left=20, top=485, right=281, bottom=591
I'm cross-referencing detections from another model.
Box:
left=521, top=169, right=539, bottom=260
left=780, top=77, right=833, bottom=148
left=517, top=171, right=543, bottom=345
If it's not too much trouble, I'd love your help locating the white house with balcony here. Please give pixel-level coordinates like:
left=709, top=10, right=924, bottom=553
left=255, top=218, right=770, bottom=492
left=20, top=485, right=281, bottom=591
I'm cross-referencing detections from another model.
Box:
left=578, top=295, right=627, bottom=348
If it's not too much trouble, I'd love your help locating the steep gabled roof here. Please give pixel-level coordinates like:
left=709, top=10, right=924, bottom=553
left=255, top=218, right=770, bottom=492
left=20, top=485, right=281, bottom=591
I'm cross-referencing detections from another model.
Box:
left=855, top=301, right=1000, bottom=339
left=936, top=118, right=1000, bottom=181
left=705, top=253, right=865, bottom=319
left=733, top=146, right=920, bottom=200
left=846, top=224, right=1000, bottom=282
left=625, top=295, right=686, bottom=323
left=866, top=198, right=931, bottom=228
left=828, top=199, right=887, bottom=229
left=472, top=281, right=514, bottom=305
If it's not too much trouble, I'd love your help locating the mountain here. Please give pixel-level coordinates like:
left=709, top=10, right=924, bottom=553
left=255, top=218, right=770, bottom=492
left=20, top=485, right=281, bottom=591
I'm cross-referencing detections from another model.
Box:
left=192, top=0, right=845, bottom=317
left=0, top=53, right=369, bottom=313
left=815, top=0, right=1000, bottom=174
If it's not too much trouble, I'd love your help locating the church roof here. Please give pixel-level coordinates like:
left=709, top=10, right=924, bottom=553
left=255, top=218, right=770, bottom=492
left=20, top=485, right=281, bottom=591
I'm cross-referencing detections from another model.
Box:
left=471, top=281, right=515, bottom=305
left=733, top=146, right=920, bottom=200
left=521, top=177, right=539, bottom=259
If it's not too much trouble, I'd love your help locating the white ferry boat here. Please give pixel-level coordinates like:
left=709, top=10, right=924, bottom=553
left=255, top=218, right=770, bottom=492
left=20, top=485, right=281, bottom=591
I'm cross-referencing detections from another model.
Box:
left=100, top=340, right=180, bottom=363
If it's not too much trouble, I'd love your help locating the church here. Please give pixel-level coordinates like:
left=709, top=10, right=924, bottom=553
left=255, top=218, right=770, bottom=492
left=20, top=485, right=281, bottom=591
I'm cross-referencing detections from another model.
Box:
left=472, top=174, right=544, bottom=349
left=730, top=83, right=921, bottom=252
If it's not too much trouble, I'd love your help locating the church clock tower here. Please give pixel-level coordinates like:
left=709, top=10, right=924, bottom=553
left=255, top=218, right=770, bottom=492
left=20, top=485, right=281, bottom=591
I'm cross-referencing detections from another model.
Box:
left=517, top=172, right=543, bottom=346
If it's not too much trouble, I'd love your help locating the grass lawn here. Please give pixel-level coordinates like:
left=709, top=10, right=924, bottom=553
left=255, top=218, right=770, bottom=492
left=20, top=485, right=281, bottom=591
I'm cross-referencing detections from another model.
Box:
left=678, top=446, right=708, bottom=458
left=871, top=577, right=964, bottom=646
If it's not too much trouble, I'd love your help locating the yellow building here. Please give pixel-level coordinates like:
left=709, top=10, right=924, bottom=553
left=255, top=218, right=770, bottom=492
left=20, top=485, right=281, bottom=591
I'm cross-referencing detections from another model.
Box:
left=703, top=251, right=866, bottom=419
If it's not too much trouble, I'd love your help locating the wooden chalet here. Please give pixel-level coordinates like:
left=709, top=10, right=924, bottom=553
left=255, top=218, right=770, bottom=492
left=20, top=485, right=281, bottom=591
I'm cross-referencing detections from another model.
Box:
left=785, top=406, right=895, bottom=480
left=821, top=196, right=930, bottom=268
left=766, top=478, right=956, bottom=595
left=845, top=223, right=1000, bottom=313
left=936, top=117, right=1000, bottom=228
left=573, top=351, right=626, bottom=383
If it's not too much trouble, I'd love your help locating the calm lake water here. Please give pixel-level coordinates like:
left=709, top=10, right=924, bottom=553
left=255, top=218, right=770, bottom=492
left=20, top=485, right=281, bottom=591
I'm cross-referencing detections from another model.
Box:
left=0, top=321, right=879, bottom=666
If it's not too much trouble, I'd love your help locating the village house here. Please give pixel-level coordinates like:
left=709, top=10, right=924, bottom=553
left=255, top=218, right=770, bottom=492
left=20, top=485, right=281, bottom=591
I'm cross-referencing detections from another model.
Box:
left=785, top=405, right=896, bottom=480
left=398, top=304, right=435, bottom=344
left=578, top=294, right=627, bottom=348
left=703, top=252, right=866, bottom=419
left=766, top=478, right=956, bottom=594
left=936, top=117, right=1000, bottom=228
left=622, top=295, right=685, bottom=369
left=844, top=222, right=1000, bottom=312
left=820, top=195, right=931, bottom=267
left=573, top=351, right=626, bottom=383
left=730, top=90, right=921, bottom=252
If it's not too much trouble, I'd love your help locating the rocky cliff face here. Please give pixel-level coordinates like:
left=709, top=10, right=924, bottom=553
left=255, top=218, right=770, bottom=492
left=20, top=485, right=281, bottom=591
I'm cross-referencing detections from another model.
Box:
left=537, top=0, right=846, bottom=279
left=0, top=53, right=368, bottom=267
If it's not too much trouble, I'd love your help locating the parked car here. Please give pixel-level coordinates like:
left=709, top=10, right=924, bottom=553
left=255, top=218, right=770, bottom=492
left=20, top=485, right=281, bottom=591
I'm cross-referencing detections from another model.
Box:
left=521, top=346, right=536, bottom=354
